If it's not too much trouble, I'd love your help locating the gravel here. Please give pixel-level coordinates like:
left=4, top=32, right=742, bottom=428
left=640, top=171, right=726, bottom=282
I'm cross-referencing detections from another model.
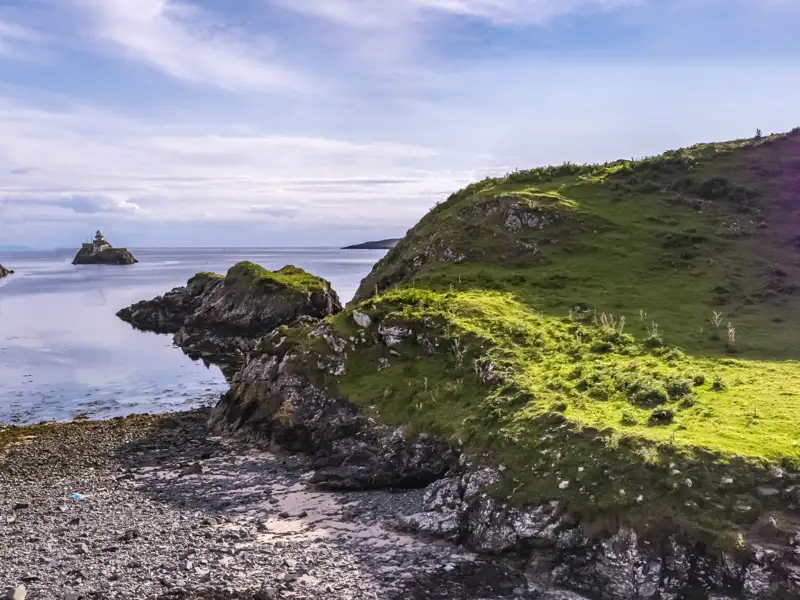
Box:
left=0, top=409, right=529, bottom=599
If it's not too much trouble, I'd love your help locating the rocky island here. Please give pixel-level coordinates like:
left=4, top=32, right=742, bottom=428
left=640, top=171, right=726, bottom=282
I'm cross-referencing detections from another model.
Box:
left=0, top=264, right=13, bottom=277
left=72, top=230, right=138, bottom=265
left=341, top=238, right=400, bottom=250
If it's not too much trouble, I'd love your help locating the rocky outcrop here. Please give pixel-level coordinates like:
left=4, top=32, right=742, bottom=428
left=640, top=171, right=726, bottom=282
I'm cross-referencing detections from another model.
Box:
left=117, top=263, right=341, bottom=373
left=353, top=195, right=564, bottom=302
left=398, top=466, right=800, bottom=600
left=0, top=264, right=13, bottom=277
left=72, top=245, right=137, bottom=265
left=209, top=322, right=458, bottom=491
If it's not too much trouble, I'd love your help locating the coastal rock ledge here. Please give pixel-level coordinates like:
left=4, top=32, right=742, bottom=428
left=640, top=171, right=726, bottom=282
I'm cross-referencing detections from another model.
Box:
left=0, top=264, right=14, bottom=277
left=117, top=261, right=341, bottom=372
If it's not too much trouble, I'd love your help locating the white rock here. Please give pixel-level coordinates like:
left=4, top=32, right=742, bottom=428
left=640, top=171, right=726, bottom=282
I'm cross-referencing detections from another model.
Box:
left=6, top=586, right=26, bottom=600
left=559, top=481, right=570, bottom=489
left=685, top=478, right=693, bottom=488
left=352, top=310, right=372, bottom=329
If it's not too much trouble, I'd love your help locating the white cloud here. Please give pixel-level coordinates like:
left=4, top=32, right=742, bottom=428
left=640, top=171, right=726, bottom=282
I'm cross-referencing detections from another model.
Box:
left=0, top=96, right=470, bottom=234
left=270, top=0, right=643, bottom=28
left=74, top=0, right=314, bottom=92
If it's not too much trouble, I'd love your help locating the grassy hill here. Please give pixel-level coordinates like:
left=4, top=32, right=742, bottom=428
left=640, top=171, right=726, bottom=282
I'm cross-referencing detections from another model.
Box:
left=286, top=129, right=800, bottom=547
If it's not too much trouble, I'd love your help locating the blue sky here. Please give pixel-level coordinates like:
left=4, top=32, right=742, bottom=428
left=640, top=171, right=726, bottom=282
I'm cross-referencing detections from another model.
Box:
left=0, top=0, right=799, bottom=248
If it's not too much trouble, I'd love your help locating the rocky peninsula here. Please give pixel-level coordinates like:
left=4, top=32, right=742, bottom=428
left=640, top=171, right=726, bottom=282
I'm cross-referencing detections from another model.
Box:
left=0, top=264, right=13, bottom=277
left=210, top=131, right=800, bottom=598
left=7, top=129, right=800, bottom=599
left=72, top=231, right=137, bottom=265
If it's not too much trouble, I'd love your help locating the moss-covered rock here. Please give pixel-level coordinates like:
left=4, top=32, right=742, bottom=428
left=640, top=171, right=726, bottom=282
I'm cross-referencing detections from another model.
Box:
left=117, top=262, right=341, bottom=373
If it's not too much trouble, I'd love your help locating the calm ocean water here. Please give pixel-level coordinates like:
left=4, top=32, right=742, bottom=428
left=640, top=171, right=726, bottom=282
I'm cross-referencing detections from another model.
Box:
left=0, top=248, right=386, bottom=425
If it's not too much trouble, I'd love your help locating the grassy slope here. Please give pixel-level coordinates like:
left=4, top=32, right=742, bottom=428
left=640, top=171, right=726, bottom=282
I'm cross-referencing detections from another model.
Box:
left=190, top=262, right=332, bottom=295
left=301, top=131, right=800, bottom=546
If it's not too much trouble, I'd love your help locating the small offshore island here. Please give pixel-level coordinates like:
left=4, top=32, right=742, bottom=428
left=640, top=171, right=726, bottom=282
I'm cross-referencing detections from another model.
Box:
left=341, top=238, right=400, bottom=250
left=72, top=230, right=138, bottom=265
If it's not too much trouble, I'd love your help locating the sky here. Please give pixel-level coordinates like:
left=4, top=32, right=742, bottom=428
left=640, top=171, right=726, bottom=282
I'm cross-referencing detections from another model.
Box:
left=0, top=0, right=799, bottom=248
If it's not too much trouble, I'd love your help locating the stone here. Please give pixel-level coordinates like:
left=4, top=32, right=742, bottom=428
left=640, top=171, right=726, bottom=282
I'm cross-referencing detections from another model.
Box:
left=756, top=486, right=781, bottom=498
left=77, top=543, right=89, bottom=555
left=352, top=310, right=372, bottom=328
left=179, top=462, right=203, bottom=477
left=5, top=586, right=25, bottom=600
left=12, top=502, right=29, bottom=510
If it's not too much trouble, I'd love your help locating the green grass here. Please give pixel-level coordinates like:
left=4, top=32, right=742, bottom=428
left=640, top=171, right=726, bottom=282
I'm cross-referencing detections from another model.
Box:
left=287, top=130, right=800, bottom=546
left=222, top=262, right=331, bottom=294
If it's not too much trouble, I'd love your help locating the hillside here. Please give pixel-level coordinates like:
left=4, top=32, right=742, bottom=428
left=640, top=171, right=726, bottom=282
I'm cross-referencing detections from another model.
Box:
left=266, top=129, right=800, bottom=547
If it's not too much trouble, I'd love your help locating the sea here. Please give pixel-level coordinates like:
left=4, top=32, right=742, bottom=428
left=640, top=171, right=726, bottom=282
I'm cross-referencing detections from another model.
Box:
left=0, top=248, right=386, bottom=425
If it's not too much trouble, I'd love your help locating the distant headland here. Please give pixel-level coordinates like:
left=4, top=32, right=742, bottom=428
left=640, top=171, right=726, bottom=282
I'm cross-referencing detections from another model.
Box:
left=341, top=238, right=400, bottom=250
left=72, top=230, right=138, bottom=265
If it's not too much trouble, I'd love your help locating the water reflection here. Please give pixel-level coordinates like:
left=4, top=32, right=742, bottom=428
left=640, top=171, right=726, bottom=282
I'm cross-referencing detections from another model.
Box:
left=0, top=248, right=384, bottom=424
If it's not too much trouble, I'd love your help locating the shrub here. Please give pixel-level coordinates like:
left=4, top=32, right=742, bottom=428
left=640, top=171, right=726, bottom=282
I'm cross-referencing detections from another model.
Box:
left=712, top=376, right=727, bottom=392
left=692, top=374, right=706, bottom=387
left=621, top=410, right=639, bottom=426
left=665, top=377, right=693, bottom=399
left=645, top=334, right=665, bottom=349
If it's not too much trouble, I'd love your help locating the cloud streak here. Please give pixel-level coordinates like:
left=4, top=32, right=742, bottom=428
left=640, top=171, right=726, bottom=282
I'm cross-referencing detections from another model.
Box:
left=75, top=0, right=313, bottom=93
left=270, top=0, right=643, bottom=28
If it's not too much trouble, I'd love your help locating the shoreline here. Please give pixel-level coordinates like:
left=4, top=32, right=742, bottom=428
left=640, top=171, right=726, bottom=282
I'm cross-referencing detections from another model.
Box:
left=1, top=408, right=531, bottom=600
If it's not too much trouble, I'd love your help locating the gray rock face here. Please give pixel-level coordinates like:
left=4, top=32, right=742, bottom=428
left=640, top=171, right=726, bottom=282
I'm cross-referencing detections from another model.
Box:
left=116, top=265, right=341, bottom=373
left=397, top=466, right=800, bottom=600
left=210, top=343, right=458, bottom=491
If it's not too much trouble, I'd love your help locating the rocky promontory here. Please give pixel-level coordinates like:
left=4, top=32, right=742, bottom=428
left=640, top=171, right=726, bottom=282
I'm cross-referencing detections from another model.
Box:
left=72, top=231, right=138, bottom=265
left=0, top=264, right=13, bottom=277
left=117, top=262, right=341, bottom=373
left=204, top=130, right=800, bottom=599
